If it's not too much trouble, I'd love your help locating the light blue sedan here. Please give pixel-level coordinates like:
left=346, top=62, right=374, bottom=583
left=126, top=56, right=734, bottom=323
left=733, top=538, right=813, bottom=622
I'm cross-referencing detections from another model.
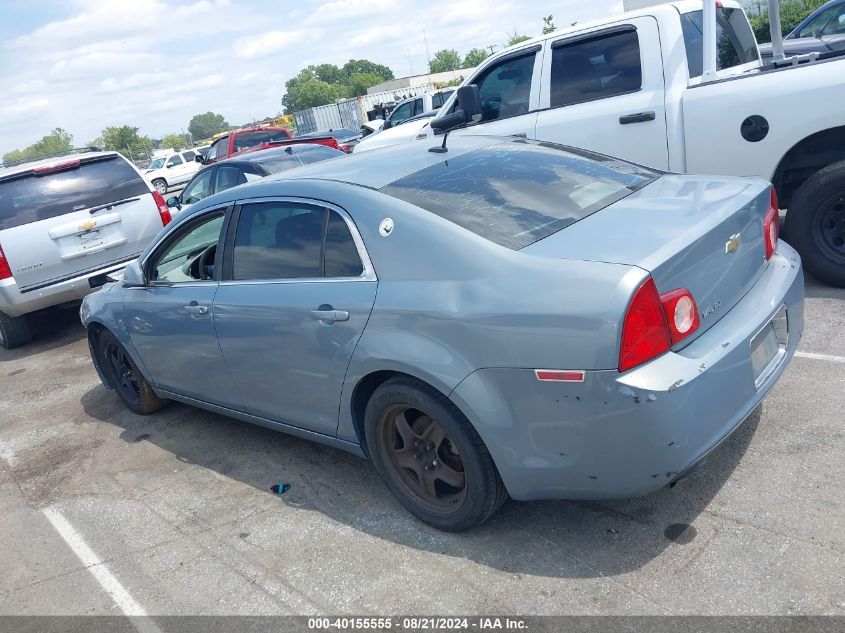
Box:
left=81, top=135, right=804, bottom=530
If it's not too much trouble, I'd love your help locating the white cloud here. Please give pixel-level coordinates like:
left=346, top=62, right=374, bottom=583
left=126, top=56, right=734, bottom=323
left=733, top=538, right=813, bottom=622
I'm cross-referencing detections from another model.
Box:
left=233, top=28, right=316, bottom=59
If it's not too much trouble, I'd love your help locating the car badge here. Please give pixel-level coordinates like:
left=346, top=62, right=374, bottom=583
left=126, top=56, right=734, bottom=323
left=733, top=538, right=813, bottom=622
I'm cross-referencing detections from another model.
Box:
left=725, top=233, right=741, bottom=254
left=379, top=218, right=394, bottom=237
left=78, top=219, right=97, bottom=232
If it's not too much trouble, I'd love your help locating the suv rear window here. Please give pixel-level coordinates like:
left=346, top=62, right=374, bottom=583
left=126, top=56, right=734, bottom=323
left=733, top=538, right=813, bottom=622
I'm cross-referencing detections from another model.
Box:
left=379, top=140, right=656, bottom=250
left=0, top=156, right=150, bottom=231
left=233, top=130, right=292, bottom=152
left=681, top=8, right=759, bottom=78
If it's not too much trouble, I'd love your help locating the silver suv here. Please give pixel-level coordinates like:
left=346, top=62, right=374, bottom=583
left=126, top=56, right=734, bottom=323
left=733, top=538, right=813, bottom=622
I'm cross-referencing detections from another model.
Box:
left=0, top=150, right=172, bottom=349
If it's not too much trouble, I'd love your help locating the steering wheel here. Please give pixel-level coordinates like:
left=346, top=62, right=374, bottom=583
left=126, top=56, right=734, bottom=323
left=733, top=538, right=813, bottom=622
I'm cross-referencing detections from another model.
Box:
left=197, top=244, right=216, bottom=280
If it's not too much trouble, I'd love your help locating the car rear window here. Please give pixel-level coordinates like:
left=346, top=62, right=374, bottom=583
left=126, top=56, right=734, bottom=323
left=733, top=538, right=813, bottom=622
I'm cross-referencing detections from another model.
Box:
left=379, top=140, right=656, bottom=250
left=0, top=155, right=150, bottom=231
left=233, top=130, right=292, bottom=152
left=681, top=8, right=759, bottom=78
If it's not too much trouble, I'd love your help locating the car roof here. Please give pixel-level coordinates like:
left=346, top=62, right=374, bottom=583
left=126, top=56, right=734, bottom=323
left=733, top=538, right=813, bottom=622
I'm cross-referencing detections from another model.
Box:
left=244, top=135, right=510, bottom=190
left=0, top=150, right=122, bottom=180
left=221, top=143, right=342, bottom=165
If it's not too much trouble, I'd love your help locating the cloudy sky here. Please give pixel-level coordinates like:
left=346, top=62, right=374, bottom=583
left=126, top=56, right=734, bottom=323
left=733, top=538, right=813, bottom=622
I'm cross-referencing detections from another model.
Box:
left=0, top=0, right=623, bottom=155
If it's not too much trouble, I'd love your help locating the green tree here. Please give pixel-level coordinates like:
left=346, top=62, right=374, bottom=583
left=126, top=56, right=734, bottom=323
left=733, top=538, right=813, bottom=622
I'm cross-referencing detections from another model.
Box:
left=429, top=49, right=462, bottom=73
left=160, top=132, right=190, bottom=150
left=463, top=47, right=490, bottom=68
left=295, top=79, right=343, bottom=110
left=341, top=59, right=394, bottom=82
left=100, top=125, right=153, bottom=160
left=188, top=111, right=229, bottom=141
left=346, top=72, right=384, bottom=97
left=506, top=32, right=532, bottom=47
left=3, top=128, right=74, bottom=164
left=748, top=0, right=827, bottom=43
left=542, top=15, right=556, bottom=35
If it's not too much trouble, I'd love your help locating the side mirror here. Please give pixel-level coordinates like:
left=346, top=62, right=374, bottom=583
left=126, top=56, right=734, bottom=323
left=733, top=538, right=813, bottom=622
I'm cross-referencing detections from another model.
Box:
left=166, top=196, right=180, bottom=208
left=383, top=119, right=392, bottom=130
left=431, top=84, right=482, bottom=134
left=122, top=260, right=146, bottom=288
left=195, top=154, right=204, bottom=163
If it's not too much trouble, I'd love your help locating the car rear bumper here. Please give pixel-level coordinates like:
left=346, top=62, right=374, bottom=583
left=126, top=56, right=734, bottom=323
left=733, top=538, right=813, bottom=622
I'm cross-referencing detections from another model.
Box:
left=450, top=242, right=804, bottom=501
left=0, top=259, right=134, bottom=318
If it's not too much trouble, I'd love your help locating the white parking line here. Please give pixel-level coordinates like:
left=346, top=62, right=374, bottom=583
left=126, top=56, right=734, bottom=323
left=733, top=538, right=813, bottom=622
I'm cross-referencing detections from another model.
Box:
left=42, top=507, right=163, bottom=633
left=795, top=351, right=845, bottom=364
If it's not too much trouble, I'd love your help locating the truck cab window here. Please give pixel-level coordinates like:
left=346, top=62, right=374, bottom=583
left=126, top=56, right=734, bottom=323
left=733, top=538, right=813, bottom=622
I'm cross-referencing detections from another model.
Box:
left=681, top=8, right=759, bottom=79
left=550, top=28, right=642, bottom=108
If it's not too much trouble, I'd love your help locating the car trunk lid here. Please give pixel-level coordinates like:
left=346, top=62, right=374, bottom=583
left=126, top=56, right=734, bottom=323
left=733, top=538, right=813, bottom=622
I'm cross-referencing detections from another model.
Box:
left=0, top=154, right=163, bottom=292
left=523, top=174, right=772, bottom=344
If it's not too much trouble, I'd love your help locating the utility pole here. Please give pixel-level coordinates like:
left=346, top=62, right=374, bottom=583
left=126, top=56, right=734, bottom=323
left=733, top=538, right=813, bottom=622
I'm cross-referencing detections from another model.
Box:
left=423, top=29, right=432, bottom=73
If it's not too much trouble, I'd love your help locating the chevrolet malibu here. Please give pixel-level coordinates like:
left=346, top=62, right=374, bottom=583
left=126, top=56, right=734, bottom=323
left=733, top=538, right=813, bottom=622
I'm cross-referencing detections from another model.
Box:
left=80, top=136, right=804, bottom=531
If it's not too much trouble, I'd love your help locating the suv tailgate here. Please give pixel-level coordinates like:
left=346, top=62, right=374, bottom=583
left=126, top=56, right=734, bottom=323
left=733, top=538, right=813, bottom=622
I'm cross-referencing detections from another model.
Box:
left=0, top=155, right=163, bottom=291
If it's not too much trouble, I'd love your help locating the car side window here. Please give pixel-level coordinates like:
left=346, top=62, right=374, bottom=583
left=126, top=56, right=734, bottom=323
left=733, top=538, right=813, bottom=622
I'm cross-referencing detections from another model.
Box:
left=473, top=51, right=536, bottom=122
left=150, top=212, right=225, bottom=283
left=231, top=202, right=364, bottom=280
left=207, top=137, right=228, bottom=161
left=166, top=154, right=184, bottom=167
left=798, top=4, right=840, bottom=38
left=181, top=169, right=213, bottom=204
left=182, top=150, right=197, bottom=161
left=214, top=166, right=247, bottom=193
left=390, top=101, right=413, bottom=124
left=822, top=10, right=845, bottom=36
left=550, top=29, right=642, bottom=109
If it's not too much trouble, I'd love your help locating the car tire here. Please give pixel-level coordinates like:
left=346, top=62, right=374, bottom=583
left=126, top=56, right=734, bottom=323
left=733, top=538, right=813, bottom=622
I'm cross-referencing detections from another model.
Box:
left=784, top=160, right=845, bottom=287
left=0, top=311, right=33, bottom=350
left=364, top=376, right=508, bottom=531
left=95, top=329, right=168, bottom=415
left=152, top=179, right=168, bottom=195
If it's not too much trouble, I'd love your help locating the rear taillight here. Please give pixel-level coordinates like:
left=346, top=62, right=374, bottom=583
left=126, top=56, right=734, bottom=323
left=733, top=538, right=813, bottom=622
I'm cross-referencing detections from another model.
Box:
left=619, top=278, right=701, bottom=372
left=618, top=277, right=671, bottom=372
left=764, top=187, right=779, bottom=261
left=659, top=288, right=700, bottom=345
left=0, top=244, right=12, bottom=280
left=339, top=144, right=353, bottom=153
left=152, top=191, right=172, bottom=226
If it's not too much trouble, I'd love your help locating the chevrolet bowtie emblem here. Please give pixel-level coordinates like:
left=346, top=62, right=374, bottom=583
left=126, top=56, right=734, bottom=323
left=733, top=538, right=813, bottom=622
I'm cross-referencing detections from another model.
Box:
left=78, top=219, right=97, bottom=232
left=725, top=233, right=741, bottom=254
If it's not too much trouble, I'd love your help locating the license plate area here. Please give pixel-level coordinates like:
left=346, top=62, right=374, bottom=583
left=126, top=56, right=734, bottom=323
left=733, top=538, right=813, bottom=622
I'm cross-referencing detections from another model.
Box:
left=750, top=305, right=788, bottom=390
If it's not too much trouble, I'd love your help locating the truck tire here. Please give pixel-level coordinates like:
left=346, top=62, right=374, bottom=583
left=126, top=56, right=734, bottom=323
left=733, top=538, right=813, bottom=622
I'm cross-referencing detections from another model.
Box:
left=784, top=161, right=845, bottom=287
left=0, top=311, right=33, bottom=350
left=152, top=178, right=168, bottom=195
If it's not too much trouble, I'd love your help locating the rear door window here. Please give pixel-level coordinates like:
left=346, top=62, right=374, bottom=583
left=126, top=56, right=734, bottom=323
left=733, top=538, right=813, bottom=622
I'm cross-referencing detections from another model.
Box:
left=681, top=8, right=759, bottom=78
left=181, top=169, right=214, bottom=204
left=213, top=165, right=247, bottom=193
left=0, top=156, right=150, bottom=230
left=550, top=28, right=642, bottom=108
left=166, top=154, right=183, bottom=167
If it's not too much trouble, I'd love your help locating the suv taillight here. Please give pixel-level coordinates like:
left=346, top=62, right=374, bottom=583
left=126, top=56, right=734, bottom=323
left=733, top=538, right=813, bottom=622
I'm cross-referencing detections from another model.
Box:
left=619, top=277, right=701, bottom=372
left=152, top=190, right=172, bottom=226
left=764, top=187, right=779, bottom=261
left=0, top=244, right=12, bottom=280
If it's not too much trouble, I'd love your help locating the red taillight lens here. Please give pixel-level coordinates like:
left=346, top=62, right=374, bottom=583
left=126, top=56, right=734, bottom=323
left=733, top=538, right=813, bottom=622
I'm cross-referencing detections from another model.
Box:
left=152, top=190, right=172, bottom=226
left=618, top=277, right=671, bottom=372
left=0, top=244, right=12, bottom=280
left=659, top=288, right=700, bottom=345
left=764, top=187, right=779, bottom=261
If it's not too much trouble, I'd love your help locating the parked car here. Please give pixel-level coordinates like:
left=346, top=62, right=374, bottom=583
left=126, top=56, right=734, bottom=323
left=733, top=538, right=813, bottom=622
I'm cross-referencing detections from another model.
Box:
left=361, top=90, right=455, bottom=138
left=0, top=150, right=172, bottom=348
left=759, top=0, right=845, bottom=59
left=81, top=135, right=803, bottom=531
left=297, top=128, right=362, bottom=153
left=354, top=111, right=437, bottom=153
left=423, top=0, right=845, bottom=286
left=201, top=126, right=293, bottom=164
left=144, top=148, right=203, bottom=195
left=168, top=142, right=345, bottom=216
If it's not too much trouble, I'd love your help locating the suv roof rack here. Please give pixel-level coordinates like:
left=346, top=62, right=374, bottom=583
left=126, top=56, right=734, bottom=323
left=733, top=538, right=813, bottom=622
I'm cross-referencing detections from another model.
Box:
left=2, top=146, right=104, bottom=169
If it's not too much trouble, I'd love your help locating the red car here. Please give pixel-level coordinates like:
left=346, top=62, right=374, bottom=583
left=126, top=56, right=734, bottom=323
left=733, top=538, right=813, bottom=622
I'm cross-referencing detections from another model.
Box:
left=200, top=126, right=340, bottom=164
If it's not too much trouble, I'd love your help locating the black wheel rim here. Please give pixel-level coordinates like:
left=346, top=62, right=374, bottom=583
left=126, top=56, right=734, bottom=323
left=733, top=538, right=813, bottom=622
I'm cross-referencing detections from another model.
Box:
left=104, top=342, right=141, bottom=406
left=376, top=404, right=467, bottom=515
left=812, top=193, right=845, bottom=266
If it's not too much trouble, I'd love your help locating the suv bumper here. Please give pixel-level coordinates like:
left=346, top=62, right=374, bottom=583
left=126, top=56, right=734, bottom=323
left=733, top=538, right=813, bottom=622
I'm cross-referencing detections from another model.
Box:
left=0, top=259, right=133, bottom=318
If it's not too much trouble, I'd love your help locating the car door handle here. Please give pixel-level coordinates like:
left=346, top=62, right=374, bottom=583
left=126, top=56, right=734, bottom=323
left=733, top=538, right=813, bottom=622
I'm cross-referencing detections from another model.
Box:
left=184, top=304, right=209, bottom=315
left=310, top=309, right=349, bottom=322
left=619, top=111, right=656, bottom=125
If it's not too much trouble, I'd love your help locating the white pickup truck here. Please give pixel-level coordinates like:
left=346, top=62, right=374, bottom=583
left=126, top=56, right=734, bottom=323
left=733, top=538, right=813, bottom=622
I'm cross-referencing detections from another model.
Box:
left=428, top=0, right=845, bottom=285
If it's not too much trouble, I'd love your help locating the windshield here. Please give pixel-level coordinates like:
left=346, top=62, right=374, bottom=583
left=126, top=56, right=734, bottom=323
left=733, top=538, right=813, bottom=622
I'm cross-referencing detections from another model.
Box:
left=233, top=130, right=292, bottom=152
left=148, top=158, right=165, bottom=169
left=379, top=140, right=657, bottom=250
